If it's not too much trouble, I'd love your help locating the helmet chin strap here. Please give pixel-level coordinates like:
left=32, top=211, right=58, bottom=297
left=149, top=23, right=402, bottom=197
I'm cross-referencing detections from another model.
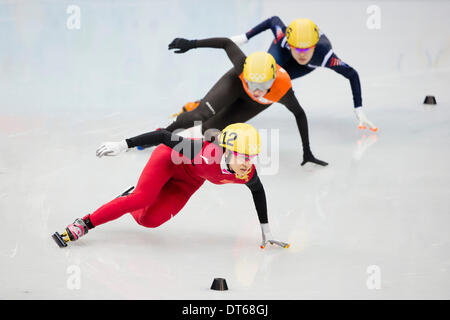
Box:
left=234, top=167, right=251, bottom=181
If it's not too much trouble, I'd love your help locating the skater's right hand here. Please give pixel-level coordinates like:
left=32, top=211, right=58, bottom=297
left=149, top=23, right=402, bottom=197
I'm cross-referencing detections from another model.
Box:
left=168, top=38, right=197, bottom=54
left=301, top=149, right=328, bottom=167
left=96, top=140, right=129, bottom=157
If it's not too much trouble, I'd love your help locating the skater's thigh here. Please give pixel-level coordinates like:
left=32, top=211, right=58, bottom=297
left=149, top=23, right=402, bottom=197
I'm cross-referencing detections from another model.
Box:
left=166, top=69, right=241, bottom=132
left=200, top=68, right=242, bottom=115
left=133, top=178, right=200, bottom=228
left=134, top=145, right=176, bottom=195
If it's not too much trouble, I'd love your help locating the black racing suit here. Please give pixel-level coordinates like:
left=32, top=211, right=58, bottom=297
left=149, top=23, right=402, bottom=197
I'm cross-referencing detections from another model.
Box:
left=165, top=37, right=314, bottom=155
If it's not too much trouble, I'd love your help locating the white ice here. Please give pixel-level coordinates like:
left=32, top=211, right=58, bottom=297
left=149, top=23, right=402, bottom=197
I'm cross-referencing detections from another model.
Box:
left=1, top=0, right=449, bottom=299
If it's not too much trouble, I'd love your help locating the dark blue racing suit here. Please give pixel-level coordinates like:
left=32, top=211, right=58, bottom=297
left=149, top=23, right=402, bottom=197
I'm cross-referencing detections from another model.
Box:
left=245, top=16, right=363, bottom=109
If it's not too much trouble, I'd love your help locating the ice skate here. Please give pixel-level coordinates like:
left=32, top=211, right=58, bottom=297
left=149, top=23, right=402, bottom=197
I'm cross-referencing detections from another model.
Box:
left=52, top=218, right=89, bottom=248
left=51, top=186, right=134, bottom=247
left=116, top=185, right=135, bottom=198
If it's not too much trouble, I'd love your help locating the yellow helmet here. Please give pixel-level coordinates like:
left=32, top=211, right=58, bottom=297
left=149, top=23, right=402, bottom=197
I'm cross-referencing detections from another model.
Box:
left=243, top=52, right=276, bottom=91
left=219, top=123, right=261, bottom=156
left=286, top=18, right=319, bottom=48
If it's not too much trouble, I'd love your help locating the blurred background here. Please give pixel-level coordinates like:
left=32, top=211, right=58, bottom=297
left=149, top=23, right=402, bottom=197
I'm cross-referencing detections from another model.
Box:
left=1, top=0, right=449, bottom=299
left=1, top=0, right=449, bottom=117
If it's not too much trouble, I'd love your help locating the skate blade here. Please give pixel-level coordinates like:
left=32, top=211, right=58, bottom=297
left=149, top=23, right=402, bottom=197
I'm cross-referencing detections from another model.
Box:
left=115, top=186, right=135, bottom=198
left=122, top=186, right=135, bottom=196
left=52, top=232, right=68, bottom=248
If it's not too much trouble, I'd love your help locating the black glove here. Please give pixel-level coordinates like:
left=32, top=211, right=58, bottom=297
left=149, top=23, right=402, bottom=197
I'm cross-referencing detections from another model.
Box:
left=301, top=149, right=328, bottom=166
left=168, top=38, right=197, bottom=54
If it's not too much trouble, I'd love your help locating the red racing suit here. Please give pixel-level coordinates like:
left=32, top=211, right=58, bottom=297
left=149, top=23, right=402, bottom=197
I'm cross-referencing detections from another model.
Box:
left=87, top=130, right=267, bottom=229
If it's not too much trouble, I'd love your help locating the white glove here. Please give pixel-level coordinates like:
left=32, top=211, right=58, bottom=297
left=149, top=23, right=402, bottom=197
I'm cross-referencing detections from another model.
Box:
left=355, top=107, right=378, bottom=132
left=230, top=34, right=248, bottom=46
left=260, top=223, right=290, bottom=249
left=96, top=140, right=129, bottom=157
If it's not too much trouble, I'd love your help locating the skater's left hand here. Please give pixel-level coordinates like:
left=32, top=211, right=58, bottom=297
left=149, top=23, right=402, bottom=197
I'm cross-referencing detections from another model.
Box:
left=301, top=149, right=328, bottom=166
left=260, top=223, right=290, bottom=249
left=355, top=107, right=378, bottom=132
left=168, top=38, right=197, bottom=54
left=230, top=34, right=249, bottom=46
left=96, top=140, right=128, bottom=157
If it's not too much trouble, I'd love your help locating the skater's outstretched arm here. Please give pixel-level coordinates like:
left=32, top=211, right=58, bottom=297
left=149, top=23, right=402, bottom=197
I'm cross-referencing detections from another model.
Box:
left=324, top=53, right=362, bottom=109
left=246, top=16, right=287, bottom=41
left=245, top=170, right=268, bottom=224
left=96, top=129, right=203, bottom=161
left=323, top=53, right=377, bottom=131
left=246, top=171, right=290, bottom=249
left=278, top=89, right=328, bottom=166
left=237, top=16, right=287, bottom=45
left=230, top=16, right=288, bottom=46
left=168, top=37, right=246, bottom=74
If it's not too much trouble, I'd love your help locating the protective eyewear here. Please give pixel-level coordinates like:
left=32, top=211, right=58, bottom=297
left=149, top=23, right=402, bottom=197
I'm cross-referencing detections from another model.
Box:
left=232, top=151, right=258, bottom=162
left=293, top=45, right=316, bottom=53
left=245, top=78, right=275, bottom=92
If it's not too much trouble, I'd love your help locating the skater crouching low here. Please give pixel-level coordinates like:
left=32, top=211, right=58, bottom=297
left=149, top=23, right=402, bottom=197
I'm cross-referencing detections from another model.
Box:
left=52, top=123, right=289, bottom=250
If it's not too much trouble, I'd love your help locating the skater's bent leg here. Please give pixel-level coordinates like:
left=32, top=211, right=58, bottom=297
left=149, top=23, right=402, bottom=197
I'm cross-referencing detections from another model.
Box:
left=133, top=178, right=203, bottom=228
left=166, top=68, right=241, bottom=133
left=165, top=103, right=213, bottom=132
left=88, top=146, right=176, bottom=227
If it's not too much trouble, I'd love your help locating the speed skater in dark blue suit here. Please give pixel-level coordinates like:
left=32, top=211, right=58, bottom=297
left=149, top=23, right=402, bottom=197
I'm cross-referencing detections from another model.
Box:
left=230, top=16, right=378, bottom=132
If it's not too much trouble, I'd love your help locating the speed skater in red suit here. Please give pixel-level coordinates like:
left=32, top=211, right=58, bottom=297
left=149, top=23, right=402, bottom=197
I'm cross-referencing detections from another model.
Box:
left=52, top=123, right=289, bottom=250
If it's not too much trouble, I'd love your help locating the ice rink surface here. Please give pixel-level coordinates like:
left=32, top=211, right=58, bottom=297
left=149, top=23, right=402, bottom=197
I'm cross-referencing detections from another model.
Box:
left=1, top=0, right=449, bottom=299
